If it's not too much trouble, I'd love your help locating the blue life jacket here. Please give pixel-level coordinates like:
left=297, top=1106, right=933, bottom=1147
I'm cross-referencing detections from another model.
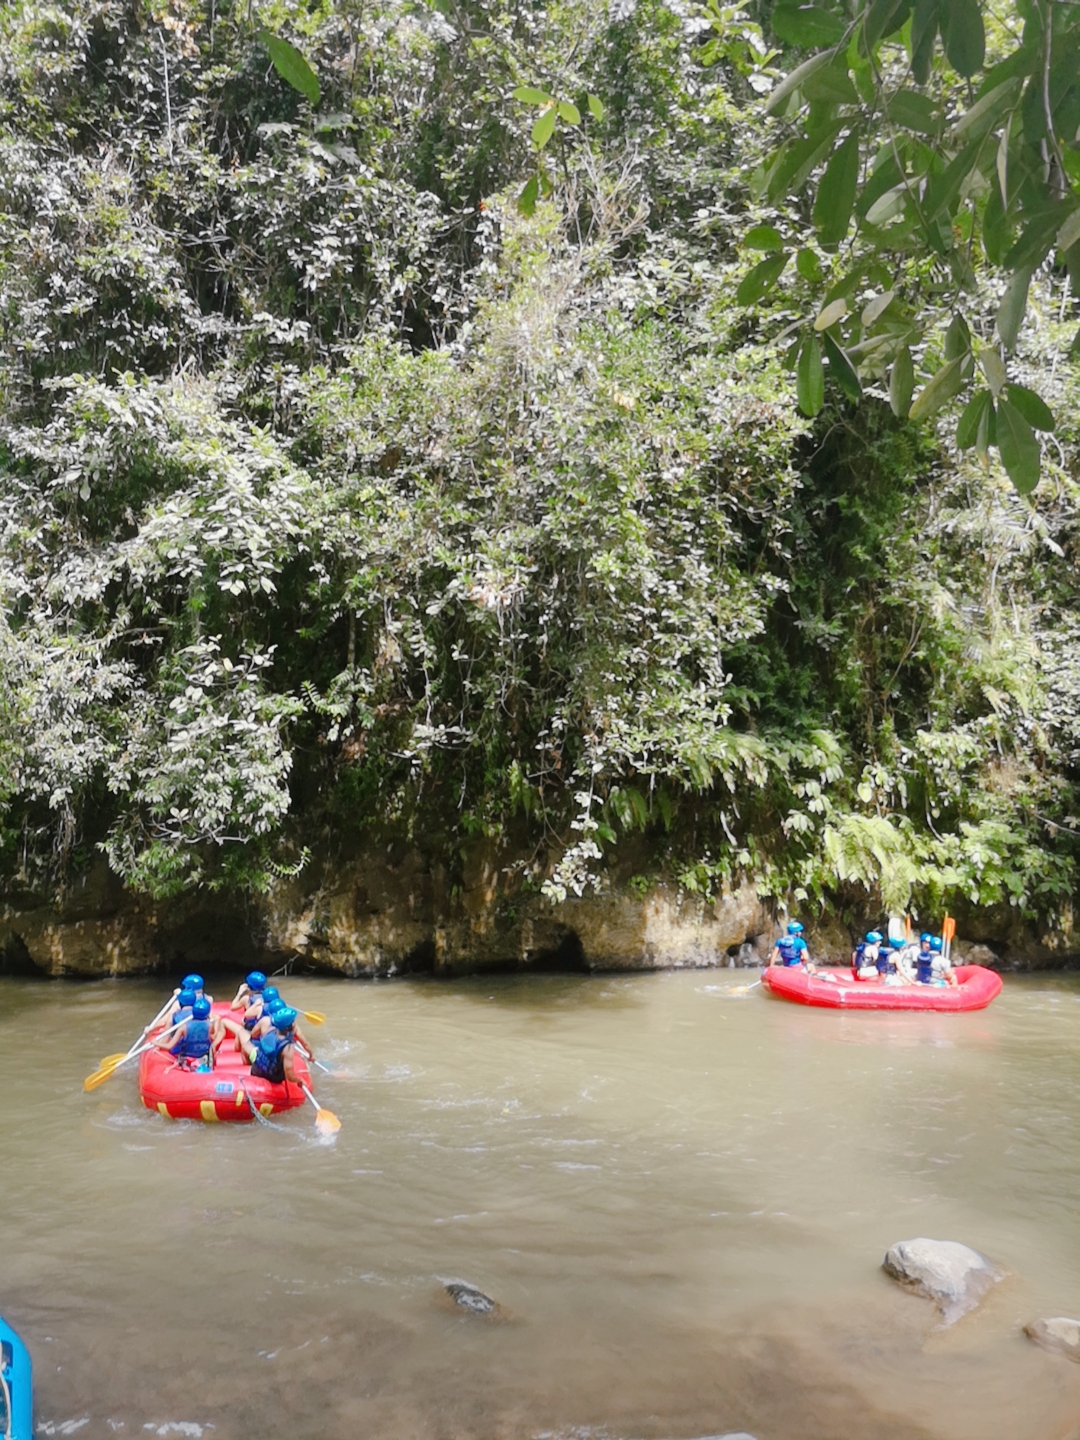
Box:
left=876, top=949, right=894, bottom=975
left=171, top=1005, right=193, bottom=1027
left=171, top=1017, right=211, bottom=1061
left=251, top=1029, right=292, bottom=1084
left=916, top=949, right=934, bottom=983
left=776, top=935, right=806, bottom=966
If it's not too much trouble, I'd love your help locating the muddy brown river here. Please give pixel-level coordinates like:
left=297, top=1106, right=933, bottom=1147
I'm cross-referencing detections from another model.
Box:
left=3, top=970, right=1080, bottom=1440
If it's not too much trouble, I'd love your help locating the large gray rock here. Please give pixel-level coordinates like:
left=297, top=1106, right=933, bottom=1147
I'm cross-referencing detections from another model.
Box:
left=882, top=1238, right=1003, bottom=1323
left=1023, top=1317, right=1080, bottom=1362
left=442, top=1280, right=499, bottom=1316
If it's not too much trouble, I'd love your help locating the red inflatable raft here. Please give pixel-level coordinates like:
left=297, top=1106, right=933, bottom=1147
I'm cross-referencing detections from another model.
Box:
left=761, top=964, right=1002, bottom=1011
left=139, top=1001, right=311, bottom=1122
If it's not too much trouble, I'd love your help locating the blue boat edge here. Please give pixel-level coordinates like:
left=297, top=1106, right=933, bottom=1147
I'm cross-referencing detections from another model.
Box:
left=0, top=1315, right=33, bottom=1440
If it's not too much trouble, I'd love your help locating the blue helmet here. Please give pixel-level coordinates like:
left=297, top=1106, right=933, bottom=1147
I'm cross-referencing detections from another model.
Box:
left=182, top=973, right=204, bottom=993
left=865, top=930, right=883, bottom=944
left=246, top=970, right=267, bottom=992
left=787, top=921, right=804, bottom=935
left=176, top=988, right=196, bottom=1010
left=919, top=932, right=933, bottom=944
left=891, top=935, right=906, bottom=948
left=192, top=997, right=212, bottom=1020
left=262, top=985, right=280, bottom=1006
left=273, top=1006, right=297, bottom=1033
left=930, top=936, right=943, bottom=952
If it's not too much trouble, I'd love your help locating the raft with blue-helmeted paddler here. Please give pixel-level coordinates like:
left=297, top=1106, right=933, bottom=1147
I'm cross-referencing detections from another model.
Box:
left=140, top=1000, right=312, bottom=1122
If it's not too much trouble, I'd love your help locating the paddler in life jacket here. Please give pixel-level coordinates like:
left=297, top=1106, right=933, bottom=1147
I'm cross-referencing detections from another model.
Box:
left=880, top=934, right=915, bottom=984
left=170, top=988, right=197, bottom=1026
left=768, top=921, right=819, bottom=975
left=229, top=970, right=267, bottom=1015
left=245, top=1006, right=300, bottom=1086
left=915, top=934, right=958, bottom=986
left=249, top=995, right=312, bottom=1057
left=155, top=996, right=218, bottom=1069
left=853, top=931, right=884, bottom=979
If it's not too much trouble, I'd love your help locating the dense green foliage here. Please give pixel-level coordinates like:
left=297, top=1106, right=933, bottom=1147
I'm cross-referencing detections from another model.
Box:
left=0, top=0, right=1078, bottom=935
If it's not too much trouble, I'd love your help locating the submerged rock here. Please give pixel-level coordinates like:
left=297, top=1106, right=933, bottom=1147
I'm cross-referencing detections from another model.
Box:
left=443, top=1280, right=498, bottom=1316
left=882, top=1238, right=1003, bottom=1323
left=1023, top=1317, right=1080, bottom=1362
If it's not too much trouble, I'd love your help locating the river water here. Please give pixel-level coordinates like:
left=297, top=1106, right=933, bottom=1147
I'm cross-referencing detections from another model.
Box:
left=3, top=969, right=1080, bottom=1440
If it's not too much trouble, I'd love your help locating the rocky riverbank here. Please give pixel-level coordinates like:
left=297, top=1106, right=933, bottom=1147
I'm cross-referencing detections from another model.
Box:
left=2, top=835, right=1078, bottom=979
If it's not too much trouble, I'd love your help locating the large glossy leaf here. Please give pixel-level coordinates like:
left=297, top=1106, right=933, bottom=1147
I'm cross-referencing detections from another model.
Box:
left=910, top=0, right=940, bottom=85
left=923, top=141, right=982, bottom=224
left=260, top=31, right=320, bottom=107
left=735, top=252, right=789, bottom=304
left=887, top=91, right=940, bottom=135
left=955, top=389, right=992, bottom=449
left=822, top=330, right=863, bottom=402
left=1004, top=208, right=1068, bottom=271
left=1057, top=208, right=1080, bottom=256
left=814, top=297, right=848, bottom=331
left=512, top=87, right=552, bottom=105
left=797, top=333, right=825, bottom=416
left=813, top=130, right=860, bottom=246
left=996, top=266, right=1032, bottom=351
left=745, top=225, right=784, bottom=251
left=802, top=63, right=858, bottom=105
left=996, top=398, right=1041, bottom=494
left=772, top=4, right=848, bottom=49
left=975, top=392, right=997, bottom=453
left=953, top=77, right=1021, bottom=140
left=532, top=106, right=557, bottom=149
left=889, top=345, right=914, bottom=418
left=863, top=0, right=912, bottom=51
left=1005, top=384, right=1055, bottom=432
left=940, top=0, right=984, bottom=77
left=908, top=356, right=963, bottom=421
left=766, top=52, right=833, bottom=115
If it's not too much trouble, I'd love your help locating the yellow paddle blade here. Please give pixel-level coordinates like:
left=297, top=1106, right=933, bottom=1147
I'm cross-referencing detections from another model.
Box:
left=301, top=1010, right=325, bottom=1025
left=83, top=1063, right=120, bottom=1092
left=314, top=1106, right=341, bottom=1135
left=100, top=1052, right=130, bottom=1068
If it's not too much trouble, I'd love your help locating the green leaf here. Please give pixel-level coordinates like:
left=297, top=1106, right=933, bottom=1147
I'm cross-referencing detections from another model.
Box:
left=802, top=63, right=858, bottom=105
left=923, top=140, right=982, bottom=223
left=821, top=329, right=863, bottom=402
left=767, top=120, right=845, bottom=200
left=996, top=266, right=1032, bottom=351
left=814, top=297, right=848, bottom=330
left=735, top=251, right=790, bottom=304
left=944, top=311, right=971, bottom=365
left=863, top=0, right=912, bottom=51
left=766, top=52, right=834, bottom=114
left=978, top=346, right=1007, bottom=395
left=513, top=86, right=552, bottom=105
left=532, top=106, right=557, bottom=149
left=796, top=247, right=823, bottom=282
left=1056, top=208, right=1080, bottom=256
left=797, top=332, right=825, bottom=416
left=940, top=0, right=984, bottom=77
left=259, top=31, right=320, bottom=107
left=857, top=152, right=904, bottom=217
left=813, top=130, right=860, bottom=246
left=861, top=290, right=895, bottom=326
left=517, top=174, right=540, bottom=217
left=956, top=389, right=992, bottom=448
left=1004, top=384, right=1055, bottom=432
left=886, top=91, right=940, bottom=135
left=910, top=0, right=939, bottom=85
left=1004, top=208, right=1068, bottom=271
left=587, top=94, right=604, bottom=120
left=953, top=76, right=1021, bottom=139
left=745, top=224, right=784, bottom=251
left=771, top=5, right=848, bottom=49
left=908, top=355, right=963, bottom=420
left=975, top=392, right=997, bottom=453
left=557, top=100, right=581, bottom=124
left=996, top=398, right=1040, bottom=495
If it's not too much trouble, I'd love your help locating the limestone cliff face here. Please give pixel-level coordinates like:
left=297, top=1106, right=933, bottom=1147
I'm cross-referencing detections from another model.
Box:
left=0, top=845, right=1076, bottom=978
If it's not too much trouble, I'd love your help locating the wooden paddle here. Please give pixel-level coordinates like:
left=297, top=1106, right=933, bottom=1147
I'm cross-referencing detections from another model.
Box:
left=300, top=1082, right=341, bottom=1135
left=84, top=1022, right=182, bottom=1091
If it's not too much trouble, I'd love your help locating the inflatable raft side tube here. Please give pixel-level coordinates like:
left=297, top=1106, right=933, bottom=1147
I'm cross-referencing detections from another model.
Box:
left=0, top=1315, right=33, bottom=1440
